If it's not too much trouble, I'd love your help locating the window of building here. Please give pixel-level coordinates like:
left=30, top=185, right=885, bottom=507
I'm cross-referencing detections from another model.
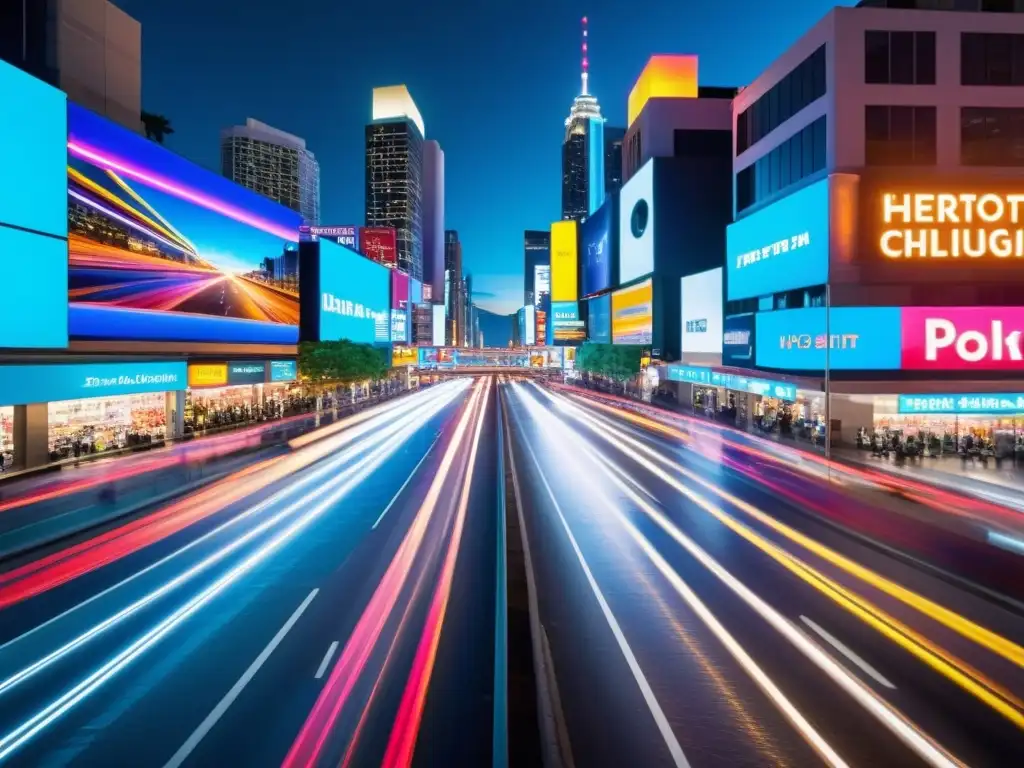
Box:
left=736, top=45, right=826, bottom=155
left=961, top=107, right=1024, bottom=165
left=961, top=33, right=1024, bottom=85
left=735, top=115, right=827, bottom=214
left=864, top=30, right=936, bottom=85
left=865, top=105, right=937, bottom=165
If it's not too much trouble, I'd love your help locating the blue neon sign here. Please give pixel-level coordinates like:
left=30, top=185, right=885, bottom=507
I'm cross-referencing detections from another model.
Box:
left=0, top=361, right=187, bottom=406
left=899, top=394, right=1024, bottom=415
left=270, top=360, right=297, bottom=382
left=727, top=178, right=830, bottom=301
left=755, top=307, right=902, bottom=371
left=665, top=365, right=797, bottom=401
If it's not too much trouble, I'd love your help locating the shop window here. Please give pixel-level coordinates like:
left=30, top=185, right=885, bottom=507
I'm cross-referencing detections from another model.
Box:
left=961, top=32, right=1024, bottom=85
left=0, top=406, right=13, bottom=466
left=865, top=30, right=936, bottom=85
left=864, top=105, right=937, bottom=165
left=961, top=106, right=1024, bottom=165
left=734, top=115, right=827, bottom=214
left=47, top=393, right=167, bottom=461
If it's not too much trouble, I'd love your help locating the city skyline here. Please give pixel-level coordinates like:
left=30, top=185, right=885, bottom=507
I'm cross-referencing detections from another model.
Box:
left=114, top=0, right=854, bottom=315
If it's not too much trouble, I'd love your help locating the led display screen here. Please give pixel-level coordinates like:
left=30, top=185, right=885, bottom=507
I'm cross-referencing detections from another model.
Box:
left=534, top=264, right=551, bottom=305
left=581, top=199, right=613, bottom=296
left=3, top=227, right=69, bottom=349
left=900, top=306, right=1024, bottom=371
left=588, top=294, right=611, bottom=343
left=755, top=307, right=902, bottom=370
left=0, top=361, right=186, bottom=406
left=619, top=159, right=655, bottom=285
left=612, top=279, right=653, bottom=345
left=723, top=313, right=756, bottom=366
left=551, top=301, right=586, bottom=343
left=550, top=221, right=578, bottom=302
left=726, top=177, right=830, bottom=301
left=227, top=361, right=266, bottom=384
left=432, top=304, right=446, bottom=346
left=67, top=104, right=301, bottom=343
left=319, top=239, right=390, bottom=344
left=392, top=346, right=417, bottom=367
left=359, top=227, right=397, bottom=267
left=680, top=268, right=723, bottom=356
left=898, top=393, right=1024, bottom=415
left=270, top=360, right=297, bottom=382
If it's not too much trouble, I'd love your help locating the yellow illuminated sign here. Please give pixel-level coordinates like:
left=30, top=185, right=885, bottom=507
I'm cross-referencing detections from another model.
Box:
left=392, top=346, right=417, bottom=367
left=550, top=220, right=578, bottom=302
left=628, top=55, right=699, bottom=127
left=188, top=363, right=228, bottom=388
left=880, top=192, right=1024, bottom=259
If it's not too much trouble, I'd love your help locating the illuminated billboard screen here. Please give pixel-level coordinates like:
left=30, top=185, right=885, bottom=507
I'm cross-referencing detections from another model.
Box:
left=305, top=225, right=358, bottom=250
left=588, top=294, right=611, bottom=343
left=392, top=345, right=417, bottom=367
left=727, top=177, right=829, bottom=301
left=619, top=159, right=654, bottom=284
left=550, top=220, right=578, bottom=302
left=723, top=314, right=755, bottom=366
left=67, top=104, right=301, bottom=343
left=680, top=268, right=723, bottom=356
left=612, top=279, right=653, bottom=345
left=359, top=227, right=397, bottom=267
left=391, top=271, right=409, bottom=310
left=432, top=304, right=446, bottom=346
left=319, top=240, right=390, bottom=344
left=755, top=307, right=902, bottom=370
left=581, top=199, right=613, bottom=296
left=552, top=301, right=586, bottom=343
left=534, top=264, right=551, bottom=304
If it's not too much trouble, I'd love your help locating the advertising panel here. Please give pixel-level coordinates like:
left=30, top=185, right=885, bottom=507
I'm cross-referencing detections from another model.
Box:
left=358, top=227, right=397, bottom=267
left=534, top=264, right=551, bottom=305
left=755, top=307, right=902, bottom=370
left=524, top=305, right=536, bottom=346
left=0, top=361, right=187, bottom=406
left=898, top=393, right=1024, bottom=415
left=188, top=363, right=228, bottom=388
left=681, top=268, right=723, bottom=356
left=3, top=228, right=69, bottom=349
left=581, top=199, right=613, bottom=296
left=723, top=314, right=756, bottom=366
left=619, top=159, right=655, bottom=285
left=392, top=346, right=417, bottom=367
left=410, top=278, right=423, bottom=306
left=270, top=360, right=297, bottom=382
left=588, top=294, right=611, bottom=343
left=391, top=270, right=410, bottom=310
left=305, top=225, right=358, bottom=250
left=550, top=220, right=578, bottom=302
left=551, top=301, right=586, bottom=343
left=666, top=365, right=797, bottom=401
left=67, top=103, right=301, bottom=344
left=390, top=309, right=408, bottom=343
left=901, top=306, right=1024, bottom=371
left=319, top=239, right=390, bottom=344
left=432, top=304, right=446, bottom=347
left=536, top=309, right=547, bottom=346
left=227, top=362, right=266, bottom=384
left=612, top=279, right=653, bottom=345
left=727, top=177, right=830, bottom=301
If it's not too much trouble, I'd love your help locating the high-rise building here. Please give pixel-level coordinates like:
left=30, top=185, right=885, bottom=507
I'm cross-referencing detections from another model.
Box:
left=422, top=140, right=445, bottom=304
left=366, top=85, right=425, bottom=280
left=463, top=273, right=473, bottom=347
left=523, top=230, right=550, bottom=307
left=604, top=126, right=626, bottom=198
left=561, top=16, right=605, bottom=222
left=444, top=230, right=463, bottom=346
left=221, top=118, right=321, bottom=226
left=0, top=0, right=142, bottom=133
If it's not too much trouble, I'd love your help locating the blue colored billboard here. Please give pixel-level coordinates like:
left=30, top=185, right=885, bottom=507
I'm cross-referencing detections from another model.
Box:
left=319, top=240, right=390, bottom=344
left=270, top=360, right=297, bottom=382
left=727, top=178, right=830, bottom=301
left=551, top=301, right=586, bottom=344
left=581, top=199, right=613, bottom=296
left=3, top=227, right=69, bottom=349
left=723, top=314, right=755, bottom=367
left=0, top=361, right=186, bottom=406
left=67, top=103, right=302, bottom=344
left=755, top=307, right=902, bottom=371
left=588, top=294, right=611, bottom=343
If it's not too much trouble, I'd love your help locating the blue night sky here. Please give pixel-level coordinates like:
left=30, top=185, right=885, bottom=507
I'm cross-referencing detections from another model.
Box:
left=117, top=0, right=855, bottom=316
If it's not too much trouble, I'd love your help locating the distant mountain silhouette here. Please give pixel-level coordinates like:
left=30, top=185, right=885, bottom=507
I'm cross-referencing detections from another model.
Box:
left=475, top=306, right=514, bottom=348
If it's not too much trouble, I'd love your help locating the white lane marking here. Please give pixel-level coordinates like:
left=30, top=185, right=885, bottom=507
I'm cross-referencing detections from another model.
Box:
left=512, top=403, right=690, bottom=768
left=372, top=433, right=442, bottom=529
left=314, top=641, right=339, bottom=680
left=800, top=617, right=896, bottom=690
left=163, top=588, right=319, bottom=768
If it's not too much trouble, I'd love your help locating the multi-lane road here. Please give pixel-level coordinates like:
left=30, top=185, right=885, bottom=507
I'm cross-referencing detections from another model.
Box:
left=0, top=376, right=1022, bottom=766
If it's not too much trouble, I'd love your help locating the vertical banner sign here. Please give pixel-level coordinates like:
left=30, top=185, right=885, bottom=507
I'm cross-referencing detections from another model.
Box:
left=358, top=227, right=398, bottom=267
left=550, top=220, right=578, bottom=302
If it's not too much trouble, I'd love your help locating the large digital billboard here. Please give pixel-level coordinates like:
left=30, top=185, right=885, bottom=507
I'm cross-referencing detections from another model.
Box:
left=619, top=159, right=655, bottom=285
left=359, top=227, right=397, bottom=267
left=551, top=301, right=586, bottom=344
left=390, top=270, right=410, bottom=342
left=67, top=104, right=301, bottom=344
left=550, top=220, right=578, bottom=302
left=588, top=294, right=611, bottom=343
left=727, top=177, right=830, bottom=301
left=681, top=268, right=723, bottom=356
left=304, top=225, right=358, bottom=250
left=319, top=240, right=390, bottom=344
left=612, top=279, right=653, bottom=345
left=901, top=306, right=1024, bottom=371
left=0, top=361, right=186, bottom=406
left=755, top=307, right=902, bottom=370
left=723, top=314, right=756, bottom=366
left=581, top=198, right=613, bottom=296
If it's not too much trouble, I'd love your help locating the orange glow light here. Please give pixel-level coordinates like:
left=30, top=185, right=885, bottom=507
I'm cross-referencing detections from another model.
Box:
left=628, top=55, right=699, bottom=127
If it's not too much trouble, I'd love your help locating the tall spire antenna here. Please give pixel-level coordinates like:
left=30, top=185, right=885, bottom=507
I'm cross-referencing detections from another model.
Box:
left=581, top=16, right=589, bottom=96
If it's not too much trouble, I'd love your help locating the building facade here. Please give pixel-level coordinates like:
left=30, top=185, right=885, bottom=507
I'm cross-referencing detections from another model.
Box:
left=421, top=139, right=445, bottom=304
left=221, top=118, right=320, bottom=226
left=444, top=230, right=464, bottom=346
left=604, top=126, right=626, bottom=198
left=561, top=16, right=605, bottom=221
left=0, top=0, right=142, bottom=132
left=524, top=230, right=551, bottom=307
left=366, top=85, right=425, bottom=281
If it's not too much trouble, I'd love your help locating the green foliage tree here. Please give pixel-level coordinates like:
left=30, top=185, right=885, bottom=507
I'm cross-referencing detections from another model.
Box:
left=575, top=343, right=645, bottom=383
left=298, top=340, right=390, bottom=386
left=141, top=111, right=175, bottom=144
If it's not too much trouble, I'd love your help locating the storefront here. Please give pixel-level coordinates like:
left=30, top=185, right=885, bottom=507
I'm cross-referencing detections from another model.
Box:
left=48, top=392, right=168, bottom=460
left=185, top=360, right=299, bottom=430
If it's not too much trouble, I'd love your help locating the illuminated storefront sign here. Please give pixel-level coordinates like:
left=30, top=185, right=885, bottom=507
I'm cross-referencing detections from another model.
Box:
left=723, top=314, right=755, bottom=366
left=0, top=361, right=187, bottom=406
left=227, top=362, right=266, bottom=384
left=188, top=363, right=228, bottom=388
left=901, top=306, right=1024, bottom=370
left=270, top=360, right=297, bottom=382
left=881, top=192, right=1024, bottom=259
left=898, top=393, right=1024, bottom=415
left=756, top=307, right=902, bottom=370
left=392, top=346, right=417, bottom=367
left=307, top=225, right=358, bottom=249
left=665, top=365, right=797, bottom=401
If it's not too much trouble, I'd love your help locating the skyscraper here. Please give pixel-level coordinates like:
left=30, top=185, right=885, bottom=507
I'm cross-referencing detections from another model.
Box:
left=444, top=230, right=463, bottom=346
left=221, top=118, right=321, bottom=226
left=604, top=126, right=626, bottom=198
left=422, top=140, right=445, bottom=304
left=523, top=230, right=550, bottom=308
left=463, top=273, right=473, bottom=347
left=366, top=85, right=425, bottom=280
left=561, top=16, right=605, bottom=222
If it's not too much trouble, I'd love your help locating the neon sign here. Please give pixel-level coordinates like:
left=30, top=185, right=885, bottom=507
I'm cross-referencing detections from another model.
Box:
left=881, top=192, right=1024, bottom=259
